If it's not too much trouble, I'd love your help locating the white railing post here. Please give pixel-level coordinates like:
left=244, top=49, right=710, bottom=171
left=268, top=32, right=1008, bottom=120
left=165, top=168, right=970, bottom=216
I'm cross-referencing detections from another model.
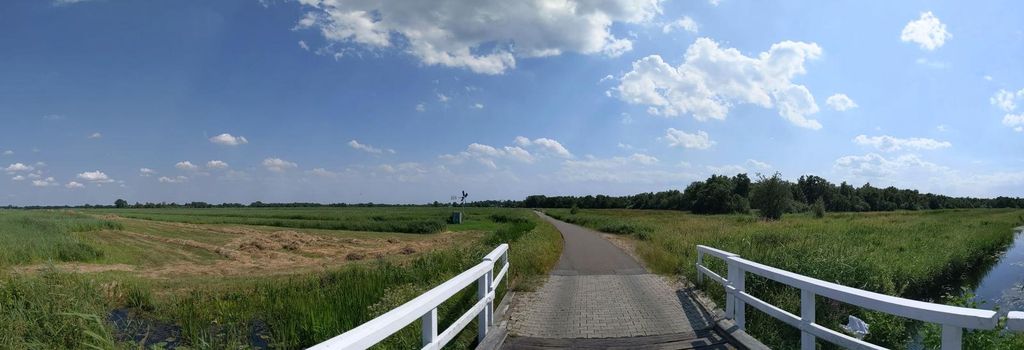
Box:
left=421, top=308, right=437, bottom=349
left=696, top=250, right=705, bottom=285
left=477, top=265, right=492, bottom=343
left=727, top=258, right=746, bottom=330
left=800, top=290, right=816, bottom=350
left=941, top=325, right=962, bottom=350
left=725, top=259, right=735, bottom=320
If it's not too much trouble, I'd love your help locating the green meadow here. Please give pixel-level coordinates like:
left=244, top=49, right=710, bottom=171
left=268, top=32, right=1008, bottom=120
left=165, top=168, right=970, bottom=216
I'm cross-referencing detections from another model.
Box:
left=0, top=208, right=561, bottom=349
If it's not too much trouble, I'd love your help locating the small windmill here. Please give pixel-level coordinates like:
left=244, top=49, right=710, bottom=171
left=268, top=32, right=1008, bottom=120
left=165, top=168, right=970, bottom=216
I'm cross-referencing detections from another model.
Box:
left=459, top=190, right=469, bottom=206
left=450, top=190, right=469, bottom=224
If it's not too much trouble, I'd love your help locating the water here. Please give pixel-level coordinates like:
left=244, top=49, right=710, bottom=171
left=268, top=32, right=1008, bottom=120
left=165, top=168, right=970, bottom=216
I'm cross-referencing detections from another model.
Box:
left=970, top=226, right=1024, bottom=313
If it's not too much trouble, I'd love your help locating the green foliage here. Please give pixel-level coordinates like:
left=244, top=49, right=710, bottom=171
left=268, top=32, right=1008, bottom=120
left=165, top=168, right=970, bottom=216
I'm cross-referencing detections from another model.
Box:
left=0, top=271, right=116, bottom=349
left=812, top=197, right=826, bottom=218
left=685, top=175, right=750, bottom=215
left=751, top=172, right=792, bottom=220
left=569, top=203, right=580, bottom=215
left=543, top=208, right=1024, bottom=349
left=95, top=207, right=449, bottom=234
left=0, top=210, right=118, bottom=266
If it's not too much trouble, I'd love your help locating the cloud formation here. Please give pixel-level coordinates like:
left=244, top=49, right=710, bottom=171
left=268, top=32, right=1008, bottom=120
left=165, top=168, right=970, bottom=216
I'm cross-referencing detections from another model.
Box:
left=991, top=88, right=1024, bottom=132
left=616, top=38, right=824, bottom=129
left=77, top=170, right=114, bottom=183
left=263, top=158, right=298, bottom=172
left=209, top=133, right=249, bottom=146
left=348, top=140, right=396, bottom=155
left=826, top=93, right=858, bottom=111
left=664, top=128, right=714, bottom=149
left=295, top=0, right=661, bottom=74
left=852, top=135, right=951, bottom=152
left=901, top=12, right=951, bottom=51
left=662, top=16, right=698, bottom=33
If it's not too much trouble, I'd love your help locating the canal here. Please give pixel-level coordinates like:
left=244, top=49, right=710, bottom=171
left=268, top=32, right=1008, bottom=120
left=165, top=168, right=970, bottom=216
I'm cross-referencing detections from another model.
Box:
left=971, top=226, right=1024, bottom=314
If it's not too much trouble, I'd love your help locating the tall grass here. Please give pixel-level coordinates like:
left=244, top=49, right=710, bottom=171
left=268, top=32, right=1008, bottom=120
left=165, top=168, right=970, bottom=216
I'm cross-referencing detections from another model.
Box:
left=0, top=208, right=563, bottom=349
left=98, top=208, right=449, bottom=234
left=546, top=208, right=1024, bottom=349
left=0, top=210, right=119, bottom=267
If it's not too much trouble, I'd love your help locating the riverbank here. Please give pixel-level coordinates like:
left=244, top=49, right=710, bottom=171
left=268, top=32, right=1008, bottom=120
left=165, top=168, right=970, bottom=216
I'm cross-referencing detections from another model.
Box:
left=544, top=208, right=1024, bottom=349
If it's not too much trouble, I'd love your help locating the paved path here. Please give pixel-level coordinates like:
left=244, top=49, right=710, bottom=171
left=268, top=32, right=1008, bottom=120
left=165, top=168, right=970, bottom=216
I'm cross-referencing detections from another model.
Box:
left=503, top=213, right=723, bottom=348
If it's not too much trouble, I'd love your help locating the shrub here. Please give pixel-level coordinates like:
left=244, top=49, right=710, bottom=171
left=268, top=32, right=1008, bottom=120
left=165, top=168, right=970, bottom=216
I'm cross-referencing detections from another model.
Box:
left=569, top=203, right=580, bottom=215
left=751, top=172, right=792, bottom=220
left=812, top=197, right=826, bottom=218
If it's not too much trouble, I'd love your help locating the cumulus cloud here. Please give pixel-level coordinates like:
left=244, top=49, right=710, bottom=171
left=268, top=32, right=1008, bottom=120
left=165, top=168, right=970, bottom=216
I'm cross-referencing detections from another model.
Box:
left=556, top=153, right=692, bottom=184
left=298, top=40, right=310, bottom=51
left=503, top=146, right=535, bottom=163
left=991, top=89, right=1024, bottom=132
left=209, top=133, right=249, bottom=146
left=5, top=163, right=34, bottom=173
left=294, top=0, right=660, bottom=74
left=664, top=128, right=714, bottom=149
left=263, top=158, right=297, bottom=172
left=32, top=177, right=57, bottom=187
left=175, top=161, right=199, bottom=171
left=11, top=175, right=25, bottom=181
left=662, top=16, right=698, bottom=33
left=615, top=38, right=824, bottom=129
left=2, top=150, right=12, bottom=156
left=834, top=153, right=945, bottom=178
left=516, top=137, right=573, bottom=158
left=471, top=103, right=484, bottom=109
left=65, top=181, right=84, bottom=189
left=88, top=132, right=102, bottom=139
left=77, top=171, right=114, bottom=183
left=348, top=140, right=395, bottom=155
left=158, top=176, right=189, bottom=184
left=852, top=135, right=951, bottom=152
left=415, top=103, right=426, bottom=112
left=206, top=160, right=229, bottom=169
left=826, top=93, right=858, bottom=111
left=901, top=12, right=951, bottom=51
left=139, top=168, right=156, bottom=176
left=746, top=159, right=771, bottom=169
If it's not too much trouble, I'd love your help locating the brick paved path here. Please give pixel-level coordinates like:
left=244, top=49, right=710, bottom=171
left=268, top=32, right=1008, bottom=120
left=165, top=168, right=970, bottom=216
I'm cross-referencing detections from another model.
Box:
left=506, top=213, right=716, bottom=339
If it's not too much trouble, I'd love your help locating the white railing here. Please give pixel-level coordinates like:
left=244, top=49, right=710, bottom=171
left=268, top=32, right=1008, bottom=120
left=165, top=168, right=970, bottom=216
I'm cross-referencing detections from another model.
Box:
left=310, top=244, right=510, bottom=350
left=696, top=245, right=1002, bottom=350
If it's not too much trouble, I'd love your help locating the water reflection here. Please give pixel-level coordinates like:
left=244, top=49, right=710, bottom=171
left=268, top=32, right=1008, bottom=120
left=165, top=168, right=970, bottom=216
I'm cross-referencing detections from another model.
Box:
left=971, top=227, right=1024, bottom=313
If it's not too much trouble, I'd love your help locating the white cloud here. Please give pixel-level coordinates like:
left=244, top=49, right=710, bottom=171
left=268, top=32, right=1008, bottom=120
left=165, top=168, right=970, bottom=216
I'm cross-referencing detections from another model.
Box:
left=616, top=38, right=824, bottom=129
left=308, top=168, right=340, bottom=178
left=88, top=132, right=102, bottom=139
left=503, top=146, right=535, bottom=163
left=664, top=128, right=714, bottom=149
left=437, top=93, right=450, bottom=103
left=706, top=164, right=746, bottom=175
left=2, top=150, right=12, bottom=156
left=557, top=153, right=691, bottom=184
left=471, top=103, right=484, bottom=109
left=514, top=136, right=532, bottom=147
left=914, top=57, right=949, bottom=69
left=662, top=16, right=698, bottom=33
left=835, top=153, right=944, bottom=178
left=1004, top=114, right=1024, bottom=132
left=77, top=171, right=114, bottom=183
left=175, top=161, right=199, bottom=171
left=984, top=75, right=993, bottom=81
left=826, top=93, right=858, bottom=111
left=263, top=158, right=297, bottom=172
left=901, top=12, right=951, bottom=51
left=53, top=0, right=94, bottom=6
left=530, top=138, right=573, bottom=158
left=599, top=74, right=615, bottom=83
left=5, top=163, right=34, bottom=173
left=298, top=40, right=310, bottom=51
left=32, top=177, right=57, bottom=187
left=295, top=0, right=660, bottom=74
left=853, top=135, right=952, bottom=152
left=206, top=160, right=229, bottom=169
left=415, top=103, right=426, bottom=112
left=65, top=181, right=84, bottom=189
left=27, top=173, right=41, bottom=179
left=629, top=153, right=659, bottom=165
left=139, top=168, right=156, bottom=176
left=989, top=89, right=1024, bottom=132
left=209, top=133, right=249, bottom=146
left=746, top=159, right=771, bottom=169
left=158, top=176, right=189, bottom=184
left=11, top=175, right=25, bottom=181
left=348, top=140, right=395, bottom=154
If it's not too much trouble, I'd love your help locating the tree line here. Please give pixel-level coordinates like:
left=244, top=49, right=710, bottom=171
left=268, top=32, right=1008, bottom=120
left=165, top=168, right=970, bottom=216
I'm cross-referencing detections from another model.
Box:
left=520, top=173, right=1024, bottom=216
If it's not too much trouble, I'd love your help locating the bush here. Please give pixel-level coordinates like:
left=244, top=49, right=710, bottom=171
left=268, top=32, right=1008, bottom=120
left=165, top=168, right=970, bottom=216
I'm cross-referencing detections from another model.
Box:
left=812, top=197, right=826, bottom=218
left=751, top=172, right=792, bottom=220
left=569, top=204, right=580, bottom=215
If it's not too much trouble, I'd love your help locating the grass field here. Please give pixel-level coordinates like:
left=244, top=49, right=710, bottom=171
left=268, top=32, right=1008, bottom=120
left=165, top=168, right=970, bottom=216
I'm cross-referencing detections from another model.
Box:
left=545, top=208, right=1024, bottom=349
left=0, top=207, right=562, bottom=349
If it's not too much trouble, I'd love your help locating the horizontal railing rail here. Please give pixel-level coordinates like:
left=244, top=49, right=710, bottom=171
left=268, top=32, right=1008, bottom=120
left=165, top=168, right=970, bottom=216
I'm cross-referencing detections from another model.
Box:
left=696, top=245, right=1004, bottom=350
left=311, top=244, right=510, bottom=350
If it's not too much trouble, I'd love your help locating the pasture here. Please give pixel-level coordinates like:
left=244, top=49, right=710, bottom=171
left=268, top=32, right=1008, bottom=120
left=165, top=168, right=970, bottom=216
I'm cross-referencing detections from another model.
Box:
left=0, top=207, right=562, bottom=349
left=545, top=208, right=1024, bottom=349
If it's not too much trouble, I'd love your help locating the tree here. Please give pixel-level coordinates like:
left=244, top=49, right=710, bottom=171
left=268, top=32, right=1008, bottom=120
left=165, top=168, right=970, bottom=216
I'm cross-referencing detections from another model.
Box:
left=751, top=172, right=792, bottom=220
left=811, top=197, right=826, bottom=218
left=114, top=199, right=128, bottom=208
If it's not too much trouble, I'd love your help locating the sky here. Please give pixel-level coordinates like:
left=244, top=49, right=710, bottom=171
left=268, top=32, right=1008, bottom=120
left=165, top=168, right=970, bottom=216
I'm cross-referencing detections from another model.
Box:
left=1, top=0, right=1023, bottom=206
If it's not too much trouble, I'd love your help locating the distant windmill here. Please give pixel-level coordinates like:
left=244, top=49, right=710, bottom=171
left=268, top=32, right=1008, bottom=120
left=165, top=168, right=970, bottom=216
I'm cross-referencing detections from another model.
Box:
left=460, top=191, right=469, bottom=206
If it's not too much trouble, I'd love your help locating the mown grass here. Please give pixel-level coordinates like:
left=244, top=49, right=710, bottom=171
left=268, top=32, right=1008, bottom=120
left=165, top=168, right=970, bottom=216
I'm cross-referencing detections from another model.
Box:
left=546, top=208, right=1024, bottom=349
left=0, top=208, right=562, bottom=349
left=0, top=210, right=120, bottom=267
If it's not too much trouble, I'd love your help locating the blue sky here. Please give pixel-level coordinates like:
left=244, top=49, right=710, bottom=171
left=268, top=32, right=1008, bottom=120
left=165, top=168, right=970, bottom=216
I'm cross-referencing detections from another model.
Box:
left=1, top=0, right=1022, bottom=205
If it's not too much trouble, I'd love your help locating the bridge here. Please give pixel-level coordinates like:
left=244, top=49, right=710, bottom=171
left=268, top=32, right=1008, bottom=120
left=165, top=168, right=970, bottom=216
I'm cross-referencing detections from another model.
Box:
left=311, top=212, right=1024, bottom=350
